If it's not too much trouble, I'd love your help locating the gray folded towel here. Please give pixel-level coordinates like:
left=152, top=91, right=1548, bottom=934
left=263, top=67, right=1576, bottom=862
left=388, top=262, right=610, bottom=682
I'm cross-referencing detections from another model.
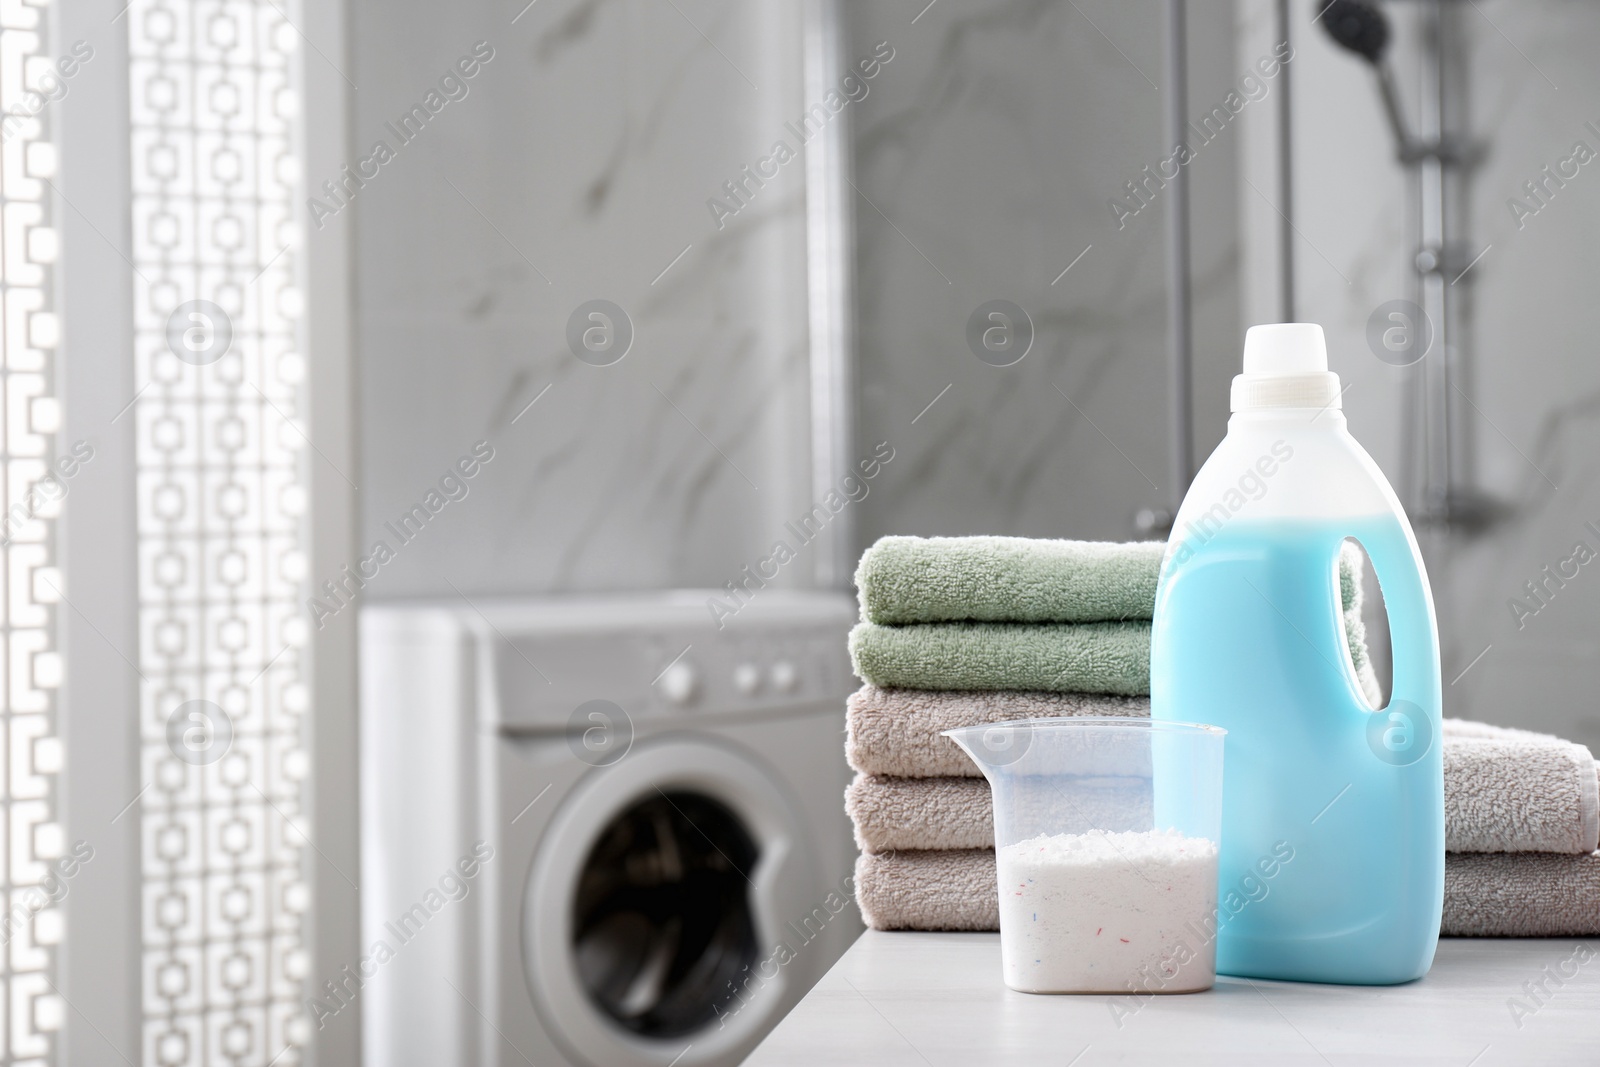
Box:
left=855, top=847, right=1600, bottom=937
left=855, top=536, right=1165, bottom=625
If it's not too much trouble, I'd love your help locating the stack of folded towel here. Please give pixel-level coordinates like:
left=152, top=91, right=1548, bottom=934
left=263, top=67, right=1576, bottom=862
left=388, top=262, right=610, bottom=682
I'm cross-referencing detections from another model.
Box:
left=846, top=535, right=1600, bottom=937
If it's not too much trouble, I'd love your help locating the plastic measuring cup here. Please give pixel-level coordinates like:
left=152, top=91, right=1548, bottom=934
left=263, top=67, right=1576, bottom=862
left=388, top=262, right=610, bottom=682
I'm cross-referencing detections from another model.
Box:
left=944, top=717, right=1225, bottom=994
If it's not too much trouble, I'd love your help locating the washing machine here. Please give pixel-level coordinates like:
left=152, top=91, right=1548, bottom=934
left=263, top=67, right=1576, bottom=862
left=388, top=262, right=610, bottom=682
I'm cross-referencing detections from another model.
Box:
left=359, top=590, right=861, bottom=1067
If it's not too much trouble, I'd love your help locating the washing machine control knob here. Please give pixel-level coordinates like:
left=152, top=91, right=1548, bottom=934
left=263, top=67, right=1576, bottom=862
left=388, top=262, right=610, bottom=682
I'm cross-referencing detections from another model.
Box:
left=658, top=660, right=697, bottom=705
left=733, top=663, right=761, bottom=695
left=770, top=660, right=799, bottom=693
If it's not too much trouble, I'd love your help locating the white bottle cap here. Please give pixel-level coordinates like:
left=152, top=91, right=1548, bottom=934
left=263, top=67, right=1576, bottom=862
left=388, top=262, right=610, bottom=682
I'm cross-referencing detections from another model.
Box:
left=1231, top=323, right=1343, bottom=411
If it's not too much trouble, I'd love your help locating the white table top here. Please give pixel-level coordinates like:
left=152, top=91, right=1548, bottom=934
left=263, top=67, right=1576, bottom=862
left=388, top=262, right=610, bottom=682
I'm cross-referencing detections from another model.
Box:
left=744, top=931, right=1600, bottom=1065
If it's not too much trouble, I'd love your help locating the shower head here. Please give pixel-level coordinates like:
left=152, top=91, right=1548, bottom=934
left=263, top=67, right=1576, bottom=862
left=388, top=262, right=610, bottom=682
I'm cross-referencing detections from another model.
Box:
left=1317, top=0, right=1414, bottom=161
left=1318, top=0, right=1390, bottom=64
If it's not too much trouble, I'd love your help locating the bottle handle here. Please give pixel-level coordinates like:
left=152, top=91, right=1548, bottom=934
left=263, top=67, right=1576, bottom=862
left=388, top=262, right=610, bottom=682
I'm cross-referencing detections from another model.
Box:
left=1348, top=534, right=1441, bottom=766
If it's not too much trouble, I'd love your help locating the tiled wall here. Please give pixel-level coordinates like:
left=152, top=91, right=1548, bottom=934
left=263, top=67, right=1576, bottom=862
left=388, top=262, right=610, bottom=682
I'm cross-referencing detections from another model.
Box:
left=351, top=0, right=1245, bottom=607
left=845, top=0, right=1242, bottom=545
left=350, top=0, right=814, bottom=596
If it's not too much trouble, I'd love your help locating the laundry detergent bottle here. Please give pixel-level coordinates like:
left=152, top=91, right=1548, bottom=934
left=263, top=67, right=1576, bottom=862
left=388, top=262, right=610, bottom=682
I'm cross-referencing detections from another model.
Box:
left=1150, top=323, right=1442, bottom=985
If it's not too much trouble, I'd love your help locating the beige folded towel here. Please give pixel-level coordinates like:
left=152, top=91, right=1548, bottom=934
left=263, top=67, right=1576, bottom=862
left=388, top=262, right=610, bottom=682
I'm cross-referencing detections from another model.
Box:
left=1444, top=851, right=1600, bottom=936
left=855, top=848, right=1600, bottom=937
left=855, top=849, right=998, bottom=933
left=847, top=775, right=993, bottom=853
left=847, top=686, right=1149, bottom=780
left=848, top=688, right=1600, bottom=855
left=1442, top=718, right=1600, bottom=854
left=848, top=739, right=1600, bottom=856
left=845, top=774, right=1154, bottom=853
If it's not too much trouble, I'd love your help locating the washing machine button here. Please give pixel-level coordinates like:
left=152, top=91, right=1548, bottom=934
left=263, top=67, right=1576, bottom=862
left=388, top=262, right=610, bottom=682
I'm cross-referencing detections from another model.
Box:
left=770, top=660, right=798, bottom=693
left=732, top=662, right=761, bottom=695
left=658, top=660, right=698, bottom=705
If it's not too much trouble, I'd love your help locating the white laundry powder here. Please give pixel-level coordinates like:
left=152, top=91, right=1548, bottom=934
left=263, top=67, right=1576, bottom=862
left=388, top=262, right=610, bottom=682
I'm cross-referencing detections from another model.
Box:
left=996, top=828, right=1219, bottom=994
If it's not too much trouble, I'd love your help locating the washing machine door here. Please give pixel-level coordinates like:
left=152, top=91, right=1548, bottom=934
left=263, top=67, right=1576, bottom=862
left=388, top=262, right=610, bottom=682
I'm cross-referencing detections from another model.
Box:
left=525, top=736, right=825, bottom=1067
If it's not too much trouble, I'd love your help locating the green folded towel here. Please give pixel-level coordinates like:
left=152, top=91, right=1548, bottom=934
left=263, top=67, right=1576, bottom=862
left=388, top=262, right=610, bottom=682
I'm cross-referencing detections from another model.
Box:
left=848, top=620, right=1152, bottom=697
left=849, top=538, right=1381, bottom=704
left=855, top=536, right=1165, bottom=625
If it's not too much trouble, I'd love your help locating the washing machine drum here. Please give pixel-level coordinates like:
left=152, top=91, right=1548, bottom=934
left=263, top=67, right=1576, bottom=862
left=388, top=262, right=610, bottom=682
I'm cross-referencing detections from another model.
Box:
left=526, top=738, right=824, bottom=1067
left=572, top=791, right=759, bottom=1037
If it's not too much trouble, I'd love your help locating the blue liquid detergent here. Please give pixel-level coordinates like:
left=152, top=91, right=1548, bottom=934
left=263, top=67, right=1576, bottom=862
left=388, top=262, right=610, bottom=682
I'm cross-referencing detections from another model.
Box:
left=1151, top=513, right=1443, bottom=985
